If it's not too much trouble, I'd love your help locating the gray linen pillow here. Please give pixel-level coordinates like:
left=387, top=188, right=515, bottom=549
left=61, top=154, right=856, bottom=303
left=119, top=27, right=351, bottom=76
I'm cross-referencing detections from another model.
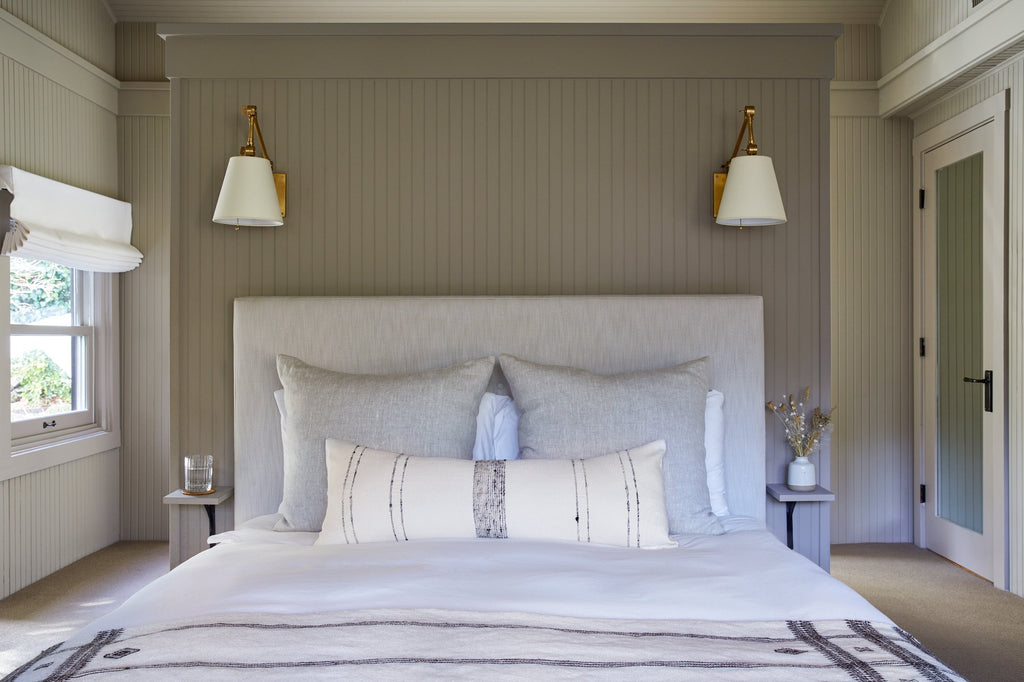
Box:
left=275, top=354, right=494, bottom=531
left=499, top=354, right=723, bottom=535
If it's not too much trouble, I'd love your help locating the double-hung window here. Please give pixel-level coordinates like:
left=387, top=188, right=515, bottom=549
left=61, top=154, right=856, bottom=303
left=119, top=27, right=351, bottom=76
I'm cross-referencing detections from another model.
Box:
left=3, top=256, right=119, bottom=479
left=10, top=259, right=95, bottom=440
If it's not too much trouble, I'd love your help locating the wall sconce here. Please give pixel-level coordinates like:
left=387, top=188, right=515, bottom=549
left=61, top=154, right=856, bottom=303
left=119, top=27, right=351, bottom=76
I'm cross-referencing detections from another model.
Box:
left=213, top=105, right=286, bottom=229
left=712, top=105, right=786, bottom=227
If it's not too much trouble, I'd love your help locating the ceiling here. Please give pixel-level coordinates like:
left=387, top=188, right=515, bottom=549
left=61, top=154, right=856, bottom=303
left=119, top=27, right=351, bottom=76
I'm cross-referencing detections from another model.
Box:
left=105, top=0, right=888, bottom=25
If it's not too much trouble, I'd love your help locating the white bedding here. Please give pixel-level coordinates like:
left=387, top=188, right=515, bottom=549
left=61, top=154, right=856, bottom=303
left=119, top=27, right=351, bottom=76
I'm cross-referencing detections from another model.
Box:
left=13, top=517, right=946, bottom=681
left=84, top=516, right=885, bottom=634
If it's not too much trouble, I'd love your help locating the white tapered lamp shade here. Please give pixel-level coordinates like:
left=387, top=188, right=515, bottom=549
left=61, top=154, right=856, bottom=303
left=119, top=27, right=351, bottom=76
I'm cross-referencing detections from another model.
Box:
left=213, top=156, right=283, bottom=227
left=716, top=155, right=787, bottom=227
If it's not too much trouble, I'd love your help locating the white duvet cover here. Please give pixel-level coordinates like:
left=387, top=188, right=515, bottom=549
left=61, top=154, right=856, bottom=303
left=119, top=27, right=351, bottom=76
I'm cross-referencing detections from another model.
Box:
left=85, top=515, right=886, bottom=632
left=13, top=517, right=971, bottom=681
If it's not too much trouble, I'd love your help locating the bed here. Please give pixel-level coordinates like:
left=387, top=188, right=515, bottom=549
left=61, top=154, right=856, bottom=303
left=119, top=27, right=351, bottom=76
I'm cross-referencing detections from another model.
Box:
left=10, top=296, right=963, bottom=680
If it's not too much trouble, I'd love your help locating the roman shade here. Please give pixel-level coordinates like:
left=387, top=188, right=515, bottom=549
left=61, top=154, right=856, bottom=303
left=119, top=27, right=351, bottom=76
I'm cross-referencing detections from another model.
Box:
left=0, top=165, right=142, bottom=273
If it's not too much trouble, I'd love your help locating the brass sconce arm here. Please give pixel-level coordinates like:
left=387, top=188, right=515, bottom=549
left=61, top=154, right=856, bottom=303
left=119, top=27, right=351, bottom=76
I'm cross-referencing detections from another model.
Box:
left=723, top=105, right=758, bottom=170
left=242, top=105, right=275, bottom=171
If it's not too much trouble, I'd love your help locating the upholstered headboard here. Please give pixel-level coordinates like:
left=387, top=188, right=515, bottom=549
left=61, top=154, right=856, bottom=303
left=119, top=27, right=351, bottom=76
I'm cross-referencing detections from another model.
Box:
left=233, top=295, right=766, bottom=525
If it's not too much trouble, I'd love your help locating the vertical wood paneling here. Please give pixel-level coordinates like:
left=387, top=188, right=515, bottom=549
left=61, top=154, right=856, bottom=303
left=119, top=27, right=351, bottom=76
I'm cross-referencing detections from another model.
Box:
left=118, top=115, right=170, bottom=541
left=0, top=0, right=114, bottom=75
left=830, top=114, right=914, bottom=544
left=172, top=75, right=830, bottom=563
left=0, top=27, right=120, bottom=597
left=835, top=24, right=881, bottom=81
left=115, top=22, right=165, bottom=82
left=880, top=0, right=970, bottom=74
left=0, top=450, right=119, bottom=597
left=912, top=52, right=1024, bottom=595
left=0, top=55, right=117, bottom=195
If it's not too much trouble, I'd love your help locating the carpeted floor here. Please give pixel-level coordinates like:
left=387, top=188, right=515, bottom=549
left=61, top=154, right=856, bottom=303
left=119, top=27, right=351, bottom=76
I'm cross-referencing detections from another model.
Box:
left=2, top=541, right=1022, bottom=679
left=832, top=543, right=1024, bottom=681
left=0, top=541, right=168, bottom=675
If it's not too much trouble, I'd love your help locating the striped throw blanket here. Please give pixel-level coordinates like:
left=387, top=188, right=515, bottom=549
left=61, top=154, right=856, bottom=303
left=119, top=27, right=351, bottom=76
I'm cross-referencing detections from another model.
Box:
left=9, top=608, right=965, bottom=681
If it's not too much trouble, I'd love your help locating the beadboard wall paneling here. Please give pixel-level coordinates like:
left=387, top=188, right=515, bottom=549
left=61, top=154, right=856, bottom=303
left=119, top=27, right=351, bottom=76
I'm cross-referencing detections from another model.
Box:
left=116, top=22, right=165, bottom=82
left=0, top=0, right=114, bottom=74
left=0, top=14, right=121, bottom=598
left=879, top=0, right=969, bottom=74
left=829, top=115, right=914, bottom=544
left=0, top=55, right=118, bottom=195
left=118, top=115, right=171, bottom=541
left=170, top=71, right=832, bottom=566
left=835, top=24, right=881, bottom=81
left=0, top=449, right=120, bottom=597
left=912, top=53, right=1024, bottom=595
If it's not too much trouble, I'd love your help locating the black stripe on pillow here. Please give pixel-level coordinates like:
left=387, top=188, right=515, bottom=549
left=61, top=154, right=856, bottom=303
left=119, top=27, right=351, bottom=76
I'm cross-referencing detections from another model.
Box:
left=472, top=461, right=507, bottom=539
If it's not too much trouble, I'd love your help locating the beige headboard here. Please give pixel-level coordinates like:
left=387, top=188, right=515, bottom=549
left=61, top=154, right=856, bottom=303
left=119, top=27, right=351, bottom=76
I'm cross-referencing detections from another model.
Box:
left=233, top=295, right=766, bottom=525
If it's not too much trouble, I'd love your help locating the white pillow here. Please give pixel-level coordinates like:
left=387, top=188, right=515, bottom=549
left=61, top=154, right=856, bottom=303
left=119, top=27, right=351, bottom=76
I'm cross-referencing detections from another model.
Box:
left=704, top=389, right=728, bottom=517
left=472, top=393, right=521, bottom=461
left=472, top=389, right=730, bottom=517
left=317, top=438, right=675, bottom=549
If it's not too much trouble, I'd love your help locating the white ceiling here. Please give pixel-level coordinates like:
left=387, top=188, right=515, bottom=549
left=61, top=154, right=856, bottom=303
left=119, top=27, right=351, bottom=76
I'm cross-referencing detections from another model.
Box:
left=105, top=0, right=888, bottom=25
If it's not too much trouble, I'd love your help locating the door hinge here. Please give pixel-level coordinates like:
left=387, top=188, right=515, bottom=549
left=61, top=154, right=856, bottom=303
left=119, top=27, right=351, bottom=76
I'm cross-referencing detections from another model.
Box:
left=920, top=484, right=927, bottom=504
left=919, top=188, right=925, bottom=209
left=919, top=337, right=926, bottom=357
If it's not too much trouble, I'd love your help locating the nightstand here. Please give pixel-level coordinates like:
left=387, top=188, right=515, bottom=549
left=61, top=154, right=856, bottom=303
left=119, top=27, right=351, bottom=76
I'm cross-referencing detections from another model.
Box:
left=766, top=483, right=835, bottom=550
left=163, top=486, right=233, bottom=569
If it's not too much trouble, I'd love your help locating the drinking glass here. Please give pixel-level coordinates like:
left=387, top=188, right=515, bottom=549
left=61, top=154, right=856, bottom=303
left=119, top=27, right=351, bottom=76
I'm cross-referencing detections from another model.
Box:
left=184, top=454, right=214, bottom=494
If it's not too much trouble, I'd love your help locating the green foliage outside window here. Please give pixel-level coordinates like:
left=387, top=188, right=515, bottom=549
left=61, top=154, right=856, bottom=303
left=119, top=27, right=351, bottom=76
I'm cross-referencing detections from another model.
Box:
left=10, top=349, right=72, bottom=412
left=10, top=259, right=71, bottom=324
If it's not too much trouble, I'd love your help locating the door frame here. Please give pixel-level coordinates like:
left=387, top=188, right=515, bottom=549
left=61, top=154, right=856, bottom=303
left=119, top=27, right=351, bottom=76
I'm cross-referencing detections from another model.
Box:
left=912, top=90, right=1009, bottom=590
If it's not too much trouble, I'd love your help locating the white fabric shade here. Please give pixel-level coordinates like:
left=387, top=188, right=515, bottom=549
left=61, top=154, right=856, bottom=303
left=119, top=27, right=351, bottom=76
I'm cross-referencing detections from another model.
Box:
left=0, top=165, right=142, bottom=272
left=213, top=156, right=283, bottom=227
left=715, top=154, right=787, bottom=227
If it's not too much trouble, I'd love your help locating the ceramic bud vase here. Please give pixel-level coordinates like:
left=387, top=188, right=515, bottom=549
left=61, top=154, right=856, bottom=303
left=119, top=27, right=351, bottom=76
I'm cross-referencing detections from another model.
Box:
left=787, top=455, right=816, bottom=491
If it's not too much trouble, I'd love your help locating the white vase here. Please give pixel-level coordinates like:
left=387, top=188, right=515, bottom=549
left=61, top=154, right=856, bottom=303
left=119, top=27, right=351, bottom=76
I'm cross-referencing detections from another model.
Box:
left=787, top=455, right=816, bottom=491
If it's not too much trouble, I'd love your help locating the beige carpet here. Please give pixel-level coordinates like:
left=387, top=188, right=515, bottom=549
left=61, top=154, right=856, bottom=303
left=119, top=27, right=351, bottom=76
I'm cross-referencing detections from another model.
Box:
left=832, top=543, right=1024, bottom=681
left=0, top=541, right=168, bottom=675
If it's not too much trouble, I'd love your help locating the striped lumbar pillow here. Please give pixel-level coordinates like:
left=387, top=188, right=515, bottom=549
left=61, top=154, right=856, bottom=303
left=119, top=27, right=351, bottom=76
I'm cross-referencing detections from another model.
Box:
left=316, top=438, right=675, bottom=549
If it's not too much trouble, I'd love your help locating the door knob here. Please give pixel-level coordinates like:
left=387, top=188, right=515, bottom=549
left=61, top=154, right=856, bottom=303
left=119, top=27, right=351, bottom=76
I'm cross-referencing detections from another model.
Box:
left=963, top=370, right=993, bottom=412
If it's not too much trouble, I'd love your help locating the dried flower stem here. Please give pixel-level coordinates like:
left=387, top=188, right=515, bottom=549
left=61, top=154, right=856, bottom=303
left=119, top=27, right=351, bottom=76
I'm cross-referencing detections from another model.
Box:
left=766, top=387, right=836, bottom=459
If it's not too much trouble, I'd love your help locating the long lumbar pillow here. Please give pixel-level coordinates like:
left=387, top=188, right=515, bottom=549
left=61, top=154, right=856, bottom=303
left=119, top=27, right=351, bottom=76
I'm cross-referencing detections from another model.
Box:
left=316, top=438, right=676, bottom=549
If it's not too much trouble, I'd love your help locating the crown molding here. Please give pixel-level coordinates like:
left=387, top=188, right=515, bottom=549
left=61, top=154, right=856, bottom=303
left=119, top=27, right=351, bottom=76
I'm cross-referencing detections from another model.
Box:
left=0, top=9, right=119, bottom=115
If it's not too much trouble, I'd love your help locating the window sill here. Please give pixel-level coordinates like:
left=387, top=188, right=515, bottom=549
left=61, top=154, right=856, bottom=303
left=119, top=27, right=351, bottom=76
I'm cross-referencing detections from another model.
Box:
left=1, top=427, right=120, bottom=481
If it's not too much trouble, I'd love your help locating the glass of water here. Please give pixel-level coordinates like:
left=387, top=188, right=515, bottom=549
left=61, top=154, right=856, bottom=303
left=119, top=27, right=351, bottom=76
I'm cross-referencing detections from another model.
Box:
left=184, top=454, right=214, bottom=494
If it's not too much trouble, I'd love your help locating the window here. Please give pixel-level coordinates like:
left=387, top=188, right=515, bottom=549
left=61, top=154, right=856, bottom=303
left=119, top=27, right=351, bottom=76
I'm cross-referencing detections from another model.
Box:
left=10, top=259, right=94, bottom=439
left=2, top=256, right=119, bottom=479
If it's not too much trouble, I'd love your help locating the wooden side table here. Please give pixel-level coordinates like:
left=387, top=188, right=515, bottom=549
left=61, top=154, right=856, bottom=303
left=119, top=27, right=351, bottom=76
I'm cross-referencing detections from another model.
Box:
left=163, top=486, right=233, bottom=569
left=766, top=483, right=835, bottom=550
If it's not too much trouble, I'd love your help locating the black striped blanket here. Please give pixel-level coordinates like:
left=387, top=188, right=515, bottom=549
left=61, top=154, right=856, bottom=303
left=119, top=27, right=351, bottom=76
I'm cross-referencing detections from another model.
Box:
left=9, top=608, right=964, bottom=681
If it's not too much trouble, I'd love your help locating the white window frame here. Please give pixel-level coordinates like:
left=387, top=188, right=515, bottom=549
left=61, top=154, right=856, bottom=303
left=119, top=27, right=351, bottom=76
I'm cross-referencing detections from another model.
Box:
left=1, top=257, right=120, bottom=481
left=10, top=268, right=95, bottom=439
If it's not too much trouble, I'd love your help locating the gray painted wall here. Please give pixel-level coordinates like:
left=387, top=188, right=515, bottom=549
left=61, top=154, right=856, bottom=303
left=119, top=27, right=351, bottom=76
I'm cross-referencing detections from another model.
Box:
left=164, top=25, right=836, bottom=567
left=829, top=24, right=916, bottom=544
left=880, top=0, right=971, bottom=74
left=0, top=1, right=121, bottom=599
